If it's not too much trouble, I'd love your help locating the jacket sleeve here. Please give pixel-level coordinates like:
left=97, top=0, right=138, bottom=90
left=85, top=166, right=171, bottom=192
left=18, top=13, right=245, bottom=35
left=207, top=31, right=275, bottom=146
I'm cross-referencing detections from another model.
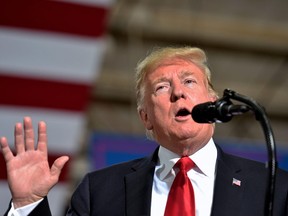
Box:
left=28, top=197, right=52, bottom=216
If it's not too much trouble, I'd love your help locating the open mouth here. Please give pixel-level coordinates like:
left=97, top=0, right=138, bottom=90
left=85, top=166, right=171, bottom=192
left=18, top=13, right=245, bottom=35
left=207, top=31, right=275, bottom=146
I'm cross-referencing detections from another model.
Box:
left=176, top=108, right=191, bottom=117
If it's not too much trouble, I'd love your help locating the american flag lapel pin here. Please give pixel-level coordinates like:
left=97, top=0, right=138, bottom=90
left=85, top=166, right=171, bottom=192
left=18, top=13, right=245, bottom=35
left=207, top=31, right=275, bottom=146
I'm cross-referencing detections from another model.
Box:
left=232, top=178, right=241, bottom=187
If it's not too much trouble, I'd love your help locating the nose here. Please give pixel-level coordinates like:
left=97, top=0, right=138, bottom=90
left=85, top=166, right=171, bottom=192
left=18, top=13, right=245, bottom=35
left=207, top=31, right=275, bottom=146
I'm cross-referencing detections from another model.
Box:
left=170, top=83, right=187, bottom=102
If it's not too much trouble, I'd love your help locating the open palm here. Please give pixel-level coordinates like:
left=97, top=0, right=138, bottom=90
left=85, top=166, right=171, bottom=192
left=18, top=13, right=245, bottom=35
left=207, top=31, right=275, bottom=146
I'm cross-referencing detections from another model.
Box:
left=0, top=117, right=69, bottom=208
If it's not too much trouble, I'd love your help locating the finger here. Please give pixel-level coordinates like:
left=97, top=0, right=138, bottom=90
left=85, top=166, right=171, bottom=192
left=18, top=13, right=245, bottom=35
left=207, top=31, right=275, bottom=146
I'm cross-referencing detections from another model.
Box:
left=37, top=121, right=47, bottom=156
left=0, top=137, right=14, bottom=162
left=50, top=156, right=69, bottom=179
left=23, top=116, right=35, bottom=151
left=14, top=122, right=25, bottom=153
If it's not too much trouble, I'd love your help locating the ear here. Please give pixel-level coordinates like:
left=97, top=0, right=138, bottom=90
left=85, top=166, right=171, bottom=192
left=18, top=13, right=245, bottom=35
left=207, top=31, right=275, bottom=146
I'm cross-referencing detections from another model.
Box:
left=139, top=109, right=153, bottom=130
left=209, top=93, right=218, bottom=102
left=210, top=96, right=217, bottom=102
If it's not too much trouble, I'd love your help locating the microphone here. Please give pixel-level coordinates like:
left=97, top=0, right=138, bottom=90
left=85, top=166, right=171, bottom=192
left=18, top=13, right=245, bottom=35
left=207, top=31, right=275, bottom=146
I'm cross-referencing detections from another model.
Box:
left=192, top=98, right=250, bottom=123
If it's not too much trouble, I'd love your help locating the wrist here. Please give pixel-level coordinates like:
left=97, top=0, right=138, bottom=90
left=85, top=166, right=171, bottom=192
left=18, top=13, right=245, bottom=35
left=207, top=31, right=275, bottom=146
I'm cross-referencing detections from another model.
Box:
left=12, top=196, right=44, bottom=209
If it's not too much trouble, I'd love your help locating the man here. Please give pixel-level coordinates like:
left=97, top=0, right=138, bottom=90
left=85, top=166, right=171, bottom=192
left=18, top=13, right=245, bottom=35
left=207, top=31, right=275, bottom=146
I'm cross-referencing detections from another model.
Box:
left=1, top=46, right=288, bottom=216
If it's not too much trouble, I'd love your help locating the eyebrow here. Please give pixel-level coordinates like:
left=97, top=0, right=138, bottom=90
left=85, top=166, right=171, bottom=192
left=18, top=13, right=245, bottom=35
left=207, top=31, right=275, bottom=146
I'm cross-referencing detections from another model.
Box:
left=152, top=70, right=195, bottom=86
left=152, top=77, right=170, bottom=86
left=178, top=70, right=194, bottom=79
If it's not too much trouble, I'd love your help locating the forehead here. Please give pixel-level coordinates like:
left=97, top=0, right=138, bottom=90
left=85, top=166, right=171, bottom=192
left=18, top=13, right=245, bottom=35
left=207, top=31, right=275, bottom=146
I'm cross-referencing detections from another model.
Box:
left=146, top=59, right=204, bottom=80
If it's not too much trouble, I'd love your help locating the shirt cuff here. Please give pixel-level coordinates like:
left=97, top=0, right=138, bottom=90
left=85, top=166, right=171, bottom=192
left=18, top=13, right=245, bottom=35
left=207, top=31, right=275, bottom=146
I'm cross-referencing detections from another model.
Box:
left=7, top=198, right=44, bottom=216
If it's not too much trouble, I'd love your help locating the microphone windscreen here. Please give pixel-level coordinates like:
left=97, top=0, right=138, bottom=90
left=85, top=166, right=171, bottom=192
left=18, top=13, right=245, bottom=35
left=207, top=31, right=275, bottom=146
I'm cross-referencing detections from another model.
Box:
left=191, top=102, right=216, bottom=123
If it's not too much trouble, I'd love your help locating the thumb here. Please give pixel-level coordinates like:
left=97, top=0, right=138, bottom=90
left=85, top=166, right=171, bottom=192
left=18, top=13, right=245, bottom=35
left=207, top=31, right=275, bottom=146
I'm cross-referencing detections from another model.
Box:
left=50, top=156, right=69, bottom=179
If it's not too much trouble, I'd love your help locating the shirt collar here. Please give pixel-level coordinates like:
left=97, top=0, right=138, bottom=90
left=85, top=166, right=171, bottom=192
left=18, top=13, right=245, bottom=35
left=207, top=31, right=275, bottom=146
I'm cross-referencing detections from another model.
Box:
left=191, top=138, right=217, bottom=177
left=157, top=138, right=217, bottom=180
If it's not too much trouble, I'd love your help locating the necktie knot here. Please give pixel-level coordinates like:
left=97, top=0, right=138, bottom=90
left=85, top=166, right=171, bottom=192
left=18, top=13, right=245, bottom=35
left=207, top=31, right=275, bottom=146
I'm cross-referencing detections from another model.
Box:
left=175, top=156, right=194, bottom=172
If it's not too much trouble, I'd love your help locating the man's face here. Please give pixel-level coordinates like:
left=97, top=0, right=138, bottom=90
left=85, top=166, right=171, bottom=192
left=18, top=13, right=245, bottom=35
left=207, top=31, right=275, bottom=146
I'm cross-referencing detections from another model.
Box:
left=139, top=59, right=215, bottom=155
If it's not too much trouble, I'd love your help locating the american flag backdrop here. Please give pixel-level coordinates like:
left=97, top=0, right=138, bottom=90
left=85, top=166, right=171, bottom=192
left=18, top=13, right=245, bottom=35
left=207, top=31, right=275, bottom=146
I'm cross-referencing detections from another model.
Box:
left=0, top=0, right=114, bottom=214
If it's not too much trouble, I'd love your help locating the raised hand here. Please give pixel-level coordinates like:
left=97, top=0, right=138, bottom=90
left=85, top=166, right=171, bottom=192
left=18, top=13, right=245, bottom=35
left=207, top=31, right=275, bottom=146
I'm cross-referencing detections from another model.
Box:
left=0, top=117, right=69, bottom=208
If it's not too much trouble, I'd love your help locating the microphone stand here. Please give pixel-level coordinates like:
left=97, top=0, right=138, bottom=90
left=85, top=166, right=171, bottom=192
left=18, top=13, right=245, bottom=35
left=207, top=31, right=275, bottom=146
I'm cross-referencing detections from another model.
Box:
left=220, top=89, right=277, bottom=216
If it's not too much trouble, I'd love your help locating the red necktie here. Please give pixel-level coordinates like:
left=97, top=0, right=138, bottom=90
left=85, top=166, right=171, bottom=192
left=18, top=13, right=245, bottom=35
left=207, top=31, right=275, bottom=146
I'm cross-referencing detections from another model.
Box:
left=164, top=156, right=195, bottom=216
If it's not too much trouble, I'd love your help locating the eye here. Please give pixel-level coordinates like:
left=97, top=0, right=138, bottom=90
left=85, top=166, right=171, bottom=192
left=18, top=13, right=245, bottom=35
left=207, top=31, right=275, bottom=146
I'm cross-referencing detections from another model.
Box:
left=184, top=78, right=197, bottom=86
left=155, top=82, right=170, bottom=93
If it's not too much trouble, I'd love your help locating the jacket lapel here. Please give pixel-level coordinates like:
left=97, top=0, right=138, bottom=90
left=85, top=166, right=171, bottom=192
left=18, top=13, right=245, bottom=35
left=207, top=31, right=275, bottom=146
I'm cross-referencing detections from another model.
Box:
left=125, top=149, right=158, bottom=216
left=211, top=147, right=245, bottom=216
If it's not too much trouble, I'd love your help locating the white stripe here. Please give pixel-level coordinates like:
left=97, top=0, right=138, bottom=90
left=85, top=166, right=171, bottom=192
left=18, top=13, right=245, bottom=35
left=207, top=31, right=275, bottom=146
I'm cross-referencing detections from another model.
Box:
left=0, top=181, right=11, bottom=214
left=54, top=0, right=115, bottom=8
left=0, top=106, right=85, bottom=154
left=0, top=27, right=106, bottom=83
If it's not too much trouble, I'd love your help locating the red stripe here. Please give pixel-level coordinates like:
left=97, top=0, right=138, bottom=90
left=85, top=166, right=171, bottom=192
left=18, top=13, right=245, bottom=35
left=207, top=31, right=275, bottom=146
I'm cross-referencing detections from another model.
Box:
left=0, top=153, right=71, bottom=182
left=0, top=0, right=109, bottom=38
left=0, top=73, right=91, bottom=112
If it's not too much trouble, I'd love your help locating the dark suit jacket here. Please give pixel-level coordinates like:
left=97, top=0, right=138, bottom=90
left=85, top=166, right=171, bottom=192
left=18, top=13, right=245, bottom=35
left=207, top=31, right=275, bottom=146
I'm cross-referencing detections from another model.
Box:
left=6, top=146, right=288, bottom=216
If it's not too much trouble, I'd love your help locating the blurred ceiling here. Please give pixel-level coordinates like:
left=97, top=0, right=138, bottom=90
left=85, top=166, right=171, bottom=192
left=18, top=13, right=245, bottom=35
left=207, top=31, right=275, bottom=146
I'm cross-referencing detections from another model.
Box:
left=88, top=0, right=288, bottom=146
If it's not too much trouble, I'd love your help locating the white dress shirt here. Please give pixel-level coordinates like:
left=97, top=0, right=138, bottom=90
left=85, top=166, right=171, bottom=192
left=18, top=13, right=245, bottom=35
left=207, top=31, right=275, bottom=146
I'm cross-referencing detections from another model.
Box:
left=150, top=138, right=217, bottom=216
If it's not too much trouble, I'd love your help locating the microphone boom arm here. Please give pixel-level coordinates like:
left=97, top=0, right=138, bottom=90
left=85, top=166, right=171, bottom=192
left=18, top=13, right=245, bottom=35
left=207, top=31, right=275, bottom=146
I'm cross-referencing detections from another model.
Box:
left=221, top=89, right=277, bottom=216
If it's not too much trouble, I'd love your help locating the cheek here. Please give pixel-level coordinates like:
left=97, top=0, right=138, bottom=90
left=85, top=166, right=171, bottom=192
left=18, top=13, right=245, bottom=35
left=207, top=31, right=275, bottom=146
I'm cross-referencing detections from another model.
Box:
left=145, top=92, right=172, bottom=116
left=152, top=98, right=170, bottom=115
left=146, top=99, right=169, bottom=124
left=187, top=88, right=212, bottom=103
